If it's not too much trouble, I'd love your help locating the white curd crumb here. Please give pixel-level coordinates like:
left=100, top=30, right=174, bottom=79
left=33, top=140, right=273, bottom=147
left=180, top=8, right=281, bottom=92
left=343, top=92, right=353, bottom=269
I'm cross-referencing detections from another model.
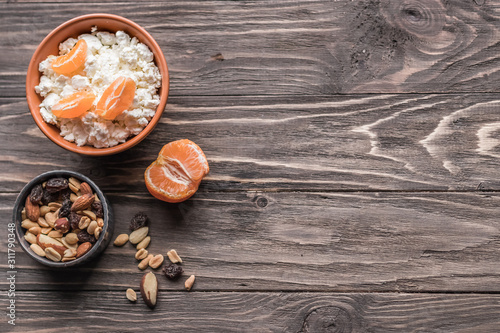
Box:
left=35, top=29, right=162, bottom=148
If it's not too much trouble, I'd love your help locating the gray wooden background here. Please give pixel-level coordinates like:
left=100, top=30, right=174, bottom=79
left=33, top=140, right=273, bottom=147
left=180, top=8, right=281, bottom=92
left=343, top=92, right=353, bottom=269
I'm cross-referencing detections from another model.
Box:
left=1, top=0, right=500, bottom=332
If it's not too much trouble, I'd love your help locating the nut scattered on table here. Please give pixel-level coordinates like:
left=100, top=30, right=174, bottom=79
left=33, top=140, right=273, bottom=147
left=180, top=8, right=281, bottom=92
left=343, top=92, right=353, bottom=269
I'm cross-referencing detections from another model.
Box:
left=138, top=254, right=153, bottom=270
left=167, top=249, right=182, bottom=264
left=149, top=254, right=164, bottom=269
left=113, top=234, right=129, bottom=247
left=185, top=275, right=195, bottom=291
left=135, top=248, right=148, bottom=260
left=126, top=288, right=137, bottom=302
left=20, top=176, right=104, bottom=262
left=140, top=272, right=158, bottom=309
left=129, top=226, right=149, bottom=244
left=136, top=236, right=150, bottom=250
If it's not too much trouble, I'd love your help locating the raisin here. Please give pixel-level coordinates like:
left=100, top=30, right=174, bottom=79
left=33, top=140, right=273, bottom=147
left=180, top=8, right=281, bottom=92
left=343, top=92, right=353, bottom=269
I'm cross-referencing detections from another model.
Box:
left=163, top=264, right=183, bottom=280
left=59, top=200, right=72, bottom=218
left=29, top=184, right=43, bottom=204
left=41, top=189, right=59, bottom=205
left=60, top=188, right=72, bottom=202
left=69, top=212, right=82, bottom=230
left=45, top=178, right=69, bottom=193
left=77, top=230, right=96, bottom=244
left=91, top=202, right=104, bottom=218
left=130, top=212, right=149, bottom=231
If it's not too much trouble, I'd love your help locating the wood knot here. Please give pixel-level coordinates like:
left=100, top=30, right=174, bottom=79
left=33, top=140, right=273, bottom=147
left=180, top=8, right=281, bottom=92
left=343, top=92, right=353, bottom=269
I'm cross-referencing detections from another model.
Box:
left=300, top=306, right=353, bottom=333
left=381, top=0, right=445, bottom=37
left=254, top=196, right=268, bottom=208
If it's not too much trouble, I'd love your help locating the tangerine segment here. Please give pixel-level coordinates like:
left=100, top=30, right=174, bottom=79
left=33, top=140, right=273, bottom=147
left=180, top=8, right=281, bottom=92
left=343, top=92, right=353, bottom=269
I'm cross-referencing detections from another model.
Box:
left=95, top=76, right=136, bottom=120
left=51, top=39, right=87, bottom=76
left=145, top=139, right=209, bottom=203
left=51, top=91, right=96, bottom=118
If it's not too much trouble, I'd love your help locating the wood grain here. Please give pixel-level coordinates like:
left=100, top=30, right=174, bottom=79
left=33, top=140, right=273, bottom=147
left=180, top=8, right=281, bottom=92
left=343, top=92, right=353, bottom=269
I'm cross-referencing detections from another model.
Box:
left=2, top=291, right=500, bottom=332
left=2, top=191, right=500, bottom=292
left=3, top=93, right=500, bottom=192
left=3, top=0, right=500, bottom=96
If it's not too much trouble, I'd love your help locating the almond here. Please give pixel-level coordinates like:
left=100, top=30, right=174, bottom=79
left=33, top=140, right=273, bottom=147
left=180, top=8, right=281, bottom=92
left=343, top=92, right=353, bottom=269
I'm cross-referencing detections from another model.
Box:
left=149, top=254, right=164, bottom=269
left=126, top=288, right=137, bottom=302
left=37, top=234, right=67, bottom=256
left=167, top=249, right=182, bottom=264
left=71, top=193, right=95, bottom=212
left=30, top=243, right=45, bottom=257
left=135, top=248, right=148, bottom=260
left=136, top=236, right=151, bottom=250
left=65, top=232, right=79, bottom=245
left=25, top=196, right=40, bottom=222
left=138, top=254, right=153, bottom=270
left=54, top=218, right=70, bottom=233
left=28, top=226, right=41, bottom=236
left=113, top=234, right=129, bottom=247
left=129, top=227, right=149, bottom=244
left=80, top=182, right=92, bottom=195
left=45, top=247, right=62, bottom=262
left=140, top=272, right=158, bottom=309
left=76, top=242, right=92, bottom=258
left=184, top=275, right=195, bottom=291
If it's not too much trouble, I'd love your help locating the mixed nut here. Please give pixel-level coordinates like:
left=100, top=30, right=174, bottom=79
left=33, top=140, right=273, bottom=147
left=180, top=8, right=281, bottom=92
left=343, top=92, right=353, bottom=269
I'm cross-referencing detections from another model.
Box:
left=21, top=176, right=104, bottom=262
left=115, top=212, right=196, bottom=309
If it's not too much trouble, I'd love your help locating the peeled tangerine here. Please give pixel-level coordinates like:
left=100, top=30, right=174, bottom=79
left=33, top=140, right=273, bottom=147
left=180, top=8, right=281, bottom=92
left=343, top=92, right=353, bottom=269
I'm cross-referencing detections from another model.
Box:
left=145, top=140, right=209, bottom=203
left=95, top=76, right=136, bottom=120
left=51, top=39, right=87, bottom=76
left=51, top=91, right=96, bottom=118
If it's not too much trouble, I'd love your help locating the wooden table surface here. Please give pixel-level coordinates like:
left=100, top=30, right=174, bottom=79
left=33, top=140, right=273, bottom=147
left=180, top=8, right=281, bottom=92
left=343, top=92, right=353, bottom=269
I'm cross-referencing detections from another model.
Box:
left=2, top=0, right=500, bottom=332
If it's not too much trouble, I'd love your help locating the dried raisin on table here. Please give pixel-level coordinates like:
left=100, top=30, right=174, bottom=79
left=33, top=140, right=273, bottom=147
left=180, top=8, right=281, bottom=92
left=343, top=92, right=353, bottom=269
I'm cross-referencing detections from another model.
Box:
left=77, top=230, right=96, bottom=243
left=45, top=178, right=69, bottom=193
left=130, top=212, right=149, bottom=231
left=41, top=189, right=59, bottom=205
left=163, top=264, right=183, bottom=280
left=69, top=212, right=82, bottom=230
left=91, top=202, right=104, bottom=218
left=29, top=184, right=43, bottom=204
left=59, top=200, right=72, bottom=218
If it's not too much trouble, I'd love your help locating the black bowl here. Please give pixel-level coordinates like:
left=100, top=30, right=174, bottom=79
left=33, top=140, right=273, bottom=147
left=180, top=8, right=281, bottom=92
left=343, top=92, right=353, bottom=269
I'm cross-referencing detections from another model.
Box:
left=13, top=170, right=114, bottom=267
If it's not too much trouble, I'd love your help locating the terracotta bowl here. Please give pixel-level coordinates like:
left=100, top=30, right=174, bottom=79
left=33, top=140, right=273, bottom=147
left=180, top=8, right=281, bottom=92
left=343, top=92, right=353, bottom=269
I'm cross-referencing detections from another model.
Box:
left=13, top=170, right=114, bottom=268
left=26, top=14, right=169, bottom=156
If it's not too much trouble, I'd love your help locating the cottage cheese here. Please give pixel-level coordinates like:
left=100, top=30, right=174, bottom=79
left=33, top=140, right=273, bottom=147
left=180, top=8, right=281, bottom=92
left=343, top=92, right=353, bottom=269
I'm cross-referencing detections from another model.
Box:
left=35, top=30, right=162, bottom=148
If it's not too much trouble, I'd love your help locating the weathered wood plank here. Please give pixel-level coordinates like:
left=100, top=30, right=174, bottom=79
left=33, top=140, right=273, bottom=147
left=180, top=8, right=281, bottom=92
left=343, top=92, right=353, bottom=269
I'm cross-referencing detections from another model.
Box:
left=2, top=291, right=500, bottom=332
left=2, top=191, right=500, bottom=292
left=3, top=93, right=500, bottom=192
left=3, top=0, right=500, bottom=96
